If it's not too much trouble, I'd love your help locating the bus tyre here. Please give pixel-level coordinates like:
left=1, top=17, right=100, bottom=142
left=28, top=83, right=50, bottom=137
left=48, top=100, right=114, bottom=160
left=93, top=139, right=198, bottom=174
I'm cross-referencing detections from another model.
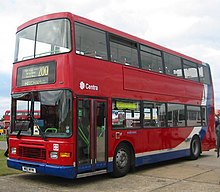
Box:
left=112, top=143, right=131, bottom=177
left=189, top=136, right=201, bottom=160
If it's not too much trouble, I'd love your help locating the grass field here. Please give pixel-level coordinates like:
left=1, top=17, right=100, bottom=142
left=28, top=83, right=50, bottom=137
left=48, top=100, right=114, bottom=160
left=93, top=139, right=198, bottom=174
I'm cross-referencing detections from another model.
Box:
left=0, top=150, right=21, bottom=176
left=0, top=135, right=6, bottom=141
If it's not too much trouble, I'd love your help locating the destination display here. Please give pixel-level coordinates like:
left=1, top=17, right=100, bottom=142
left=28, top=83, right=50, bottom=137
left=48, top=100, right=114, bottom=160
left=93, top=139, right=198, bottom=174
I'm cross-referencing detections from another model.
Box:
left=16, top=61, right=56, bottom=87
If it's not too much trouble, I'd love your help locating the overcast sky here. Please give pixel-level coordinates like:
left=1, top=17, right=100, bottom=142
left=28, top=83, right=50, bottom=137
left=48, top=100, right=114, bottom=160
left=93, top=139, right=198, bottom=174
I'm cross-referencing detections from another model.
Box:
left=0, top=0, right=220, bottom=118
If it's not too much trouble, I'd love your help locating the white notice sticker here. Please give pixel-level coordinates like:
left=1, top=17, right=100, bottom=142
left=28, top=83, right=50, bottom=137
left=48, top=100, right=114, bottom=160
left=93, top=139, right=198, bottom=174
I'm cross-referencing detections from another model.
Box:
left=53, top=144, right=59, bottom=151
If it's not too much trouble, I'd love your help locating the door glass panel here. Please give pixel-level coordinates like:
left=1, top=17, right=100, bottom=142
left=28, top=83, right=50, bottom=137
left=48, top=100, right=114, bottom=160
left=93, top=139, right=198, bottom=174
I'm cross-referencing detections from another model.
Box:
left=77, top=98, right=107, bottom=169
left=77, top=99, right=90, bottom=165
left=96, top=101, right=106, bottom=162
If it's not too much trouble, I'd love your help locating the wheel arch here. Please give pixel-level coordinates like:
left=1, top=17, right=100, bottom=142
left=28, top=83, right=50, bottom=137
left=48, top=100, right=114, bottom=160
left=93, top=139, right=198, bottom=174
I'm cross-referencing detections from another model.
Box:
left=113, top=140, right=136, bottom=172
left=192, top=134, right=202, bottom=151
left=189, top=134, right=202, bottom=160
left=120, top=140, right=135, bottom=169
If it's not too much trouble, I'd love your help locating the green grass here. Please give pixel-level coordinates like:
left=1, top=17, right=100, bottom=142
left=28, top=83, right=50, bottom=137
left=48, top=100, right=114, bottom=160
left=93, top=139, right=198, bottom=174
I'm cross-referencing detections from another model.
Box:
left=0, top=150, right=21, bottom=176
left=0, top=135, right=6, bottom=141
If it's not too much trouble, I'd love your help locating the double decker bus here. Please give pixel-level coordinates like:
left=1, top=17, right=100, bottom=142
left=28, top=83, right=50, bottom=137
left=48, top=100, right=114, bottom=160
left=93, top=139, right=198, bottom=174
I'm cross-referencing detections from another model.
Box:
left=3, top=110, right=11, bottom=130
left=3, top=110, right=40, bottom=128
left=8, top=12, right=215, bottom=179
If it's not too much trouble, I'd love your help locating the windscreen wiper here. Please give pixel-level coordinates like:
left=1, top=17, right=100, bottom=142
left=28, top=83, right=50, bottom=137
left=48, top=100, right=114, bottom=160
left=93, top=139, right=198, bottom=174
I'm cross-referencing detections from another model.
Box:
left=28, top=92, right=46, bottom=140
left=29, top=113, right=47, bottom=141
left=16, top=130, right=22, bottom=139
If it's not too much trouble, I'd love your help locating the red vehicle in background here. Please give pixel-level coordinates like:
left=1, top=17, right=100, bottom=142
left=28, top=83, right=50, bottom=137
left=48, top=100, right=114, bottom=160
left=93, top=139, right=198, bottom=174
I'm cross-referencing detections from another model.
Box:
left=7, top=12, right=215, bottom=179
left=3, top=110, right=10, bottom=130
left=4, top=110, right=40, bottom=128
left=0, top=121, right=4, bottom=135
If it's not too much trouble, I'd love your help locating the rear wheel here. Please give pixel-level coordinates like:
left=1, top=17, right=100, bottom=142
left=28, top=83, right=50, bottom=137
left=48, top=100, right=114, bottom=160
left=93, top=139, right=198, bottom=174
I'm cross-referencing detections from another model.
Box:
left=112, top=143, right=131, bottom=177
left=189, top=136, right=201, bottom=160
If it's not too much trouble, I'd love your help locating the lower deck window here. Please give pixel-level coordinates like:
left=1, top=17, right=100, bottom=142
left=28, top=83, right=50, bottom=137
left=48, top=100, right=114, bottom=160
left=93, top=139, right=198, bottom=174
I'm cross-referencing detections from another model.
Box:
left=187, top=106, right=203, bottom=126
left=167, top=104, right=186, bottom=127
left=143, top=102, right=166, bottom=127
left=112, top=99, right=140, bottom=129
left=112, top=98, right=207, bottom=129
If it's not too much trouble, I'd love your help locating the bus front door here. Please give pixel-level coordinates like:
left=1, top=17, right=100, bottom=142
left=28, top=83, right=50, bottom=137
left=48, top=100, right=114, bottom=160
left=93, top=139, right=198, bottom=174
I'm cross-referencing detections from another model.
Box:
left=77, top=98, right=107, bottom=174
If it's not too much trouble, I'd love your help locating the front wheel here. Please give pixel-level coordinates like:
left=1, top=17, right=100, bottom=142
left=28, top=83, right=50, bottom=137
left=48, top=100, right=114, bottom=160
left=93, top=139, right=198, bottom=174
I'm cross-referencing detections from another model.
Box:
left=112, top=143, right=131, bottom=177
left=189, top=136, right=201, bottom=160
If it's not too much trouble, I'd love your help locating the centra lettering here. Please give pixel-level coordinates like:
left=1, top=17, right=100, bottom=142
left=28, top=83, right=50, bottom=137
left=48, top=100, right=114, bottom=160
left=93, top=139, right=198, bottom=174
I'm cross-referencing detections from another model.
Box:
left=86, top=83, right=98, bottom=91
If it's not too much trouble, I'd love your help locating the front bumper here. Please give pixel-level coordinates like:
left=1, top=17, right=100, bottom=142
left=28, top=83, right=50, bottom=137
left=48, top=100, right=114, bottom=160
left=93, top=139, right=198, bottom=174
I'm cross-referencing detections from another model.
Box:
left=7, top=158, right=76, bottom=179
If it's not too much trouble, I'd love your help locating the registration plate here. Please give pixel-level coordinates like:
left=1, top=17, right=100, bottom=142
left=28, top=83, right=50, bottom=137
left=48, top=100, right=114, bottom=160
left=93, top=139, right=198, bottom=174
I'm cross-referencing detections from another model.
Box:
left=22, top=166, right=36, bottom=173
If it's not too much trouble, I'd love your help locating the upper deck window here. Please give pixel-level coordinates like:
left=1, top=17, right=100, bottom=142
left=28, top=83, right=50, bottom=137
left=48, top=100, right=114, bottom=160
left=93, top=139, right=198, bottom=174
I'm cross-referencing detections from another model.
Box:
left=199, top=65, right=211, bottom=84
left=140, top=45, right=163, bottom=73
left=110, top=35, right=138, bottom=68
left=75, top=23, right=108, bottom=60
left=14, top=19, right=71, bottom=62
left=183, top=60, right=199, bottom=82
left=164, top=53, right=183, bottom=78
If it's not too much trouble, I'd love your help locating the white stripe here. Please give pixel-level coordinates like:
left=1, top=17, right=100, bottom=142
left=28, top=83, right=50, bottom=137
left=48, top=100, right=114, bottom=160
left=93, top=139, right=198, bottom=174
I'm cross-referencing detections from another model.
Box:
left=201, top=84, right=208, bottom=105
left=108, top=127, right=202, bottom=161
left=136, top=126, right=202, bottom=158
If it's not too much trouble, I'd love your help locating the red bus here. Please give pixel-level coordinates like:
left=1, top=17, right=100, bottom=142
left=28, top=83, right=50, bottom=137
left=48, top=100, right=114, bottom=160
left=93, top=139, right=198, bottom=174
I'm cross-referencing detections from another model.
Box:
left=3, top=110, right=40, bottom=128
left=8, top=12, right=215, bottom=179
left=3, top=110, right=10, bottom=130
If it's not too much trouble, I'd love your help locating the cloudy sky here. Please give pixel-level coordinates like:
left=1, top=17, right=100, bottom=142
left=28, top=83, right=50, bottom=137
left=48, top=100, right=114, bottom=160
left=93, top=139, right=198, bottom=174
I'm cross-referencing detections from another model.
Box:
left=0, top=0, right=220, bottom=118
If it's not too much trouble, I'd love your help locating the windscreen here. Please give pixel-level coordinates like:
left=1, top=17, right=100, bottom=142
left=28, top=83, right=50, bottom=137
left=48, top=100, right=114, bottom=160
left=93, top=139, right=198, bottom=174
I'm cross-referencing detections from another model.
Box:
left=11, top=90, right=72, bottom=138
left=14, top=18, right=71, bottom=62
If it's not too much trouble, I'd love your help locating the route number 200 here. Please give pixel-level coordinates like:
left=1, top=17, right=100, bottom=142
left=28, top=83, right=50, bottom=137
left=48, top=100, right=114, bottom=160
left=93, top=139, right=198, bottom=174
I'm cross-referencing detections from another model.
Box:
left=38, top=66, right=49, bottom=76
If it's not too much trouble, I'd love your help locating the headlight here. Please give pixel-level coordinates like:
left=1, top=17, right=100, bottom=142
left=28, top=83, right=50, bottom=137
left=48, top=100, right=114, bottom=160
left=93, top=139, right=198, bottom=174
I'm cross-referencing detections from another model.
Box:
left=11, top=147, right=17, bottom=155
left=50, top=152, right=58, bottom=159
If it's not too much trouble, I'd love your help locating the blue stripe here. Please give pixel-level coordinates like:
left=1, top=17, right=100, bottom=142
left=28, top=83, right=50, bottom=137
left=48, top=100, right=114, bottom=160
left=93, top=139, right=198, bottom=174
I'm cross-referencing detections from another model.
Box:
left=135, top=149, right=190, bottom=167
left=77, top=162, right=107, bottom=173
